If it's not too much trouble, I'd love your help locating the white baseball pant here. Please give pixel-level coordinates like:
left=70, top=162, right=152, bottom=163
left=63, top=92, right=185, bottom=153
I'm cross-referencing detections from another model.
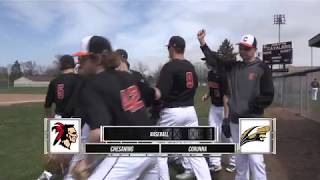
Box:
left=312, top=88, right=318, bottom=101
left=207, top=105, right=235, bottom=167
left=64, top=124, right=159, bottom=180
left=64, top=123, right=90, bottom=180
left=158, top=106, right=212, bottom=180
left=88, top=156, right=159, bottom=180
left=230, top=122, right=267, bottom=180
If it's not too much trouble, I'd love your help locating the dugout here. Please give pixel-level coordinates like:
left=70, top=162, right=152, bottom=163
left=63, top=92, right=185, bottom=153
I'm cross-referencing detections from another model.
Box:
left=309, top=34, right=320, bottom=67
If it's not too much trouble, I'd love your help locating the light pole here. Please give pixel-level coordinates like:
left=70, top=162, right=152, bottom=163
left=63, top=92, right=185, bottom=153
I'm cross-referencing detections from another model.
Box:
left=274, top=14, right=286, bottom=43
left=274, top=14, right=286, bottom=71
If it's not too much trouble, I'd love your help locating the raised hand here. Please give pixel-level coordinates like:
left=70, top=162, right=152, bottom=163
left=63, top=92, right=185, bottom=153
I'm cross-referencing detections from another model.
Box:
left=197, top=29, right=206, bottom=46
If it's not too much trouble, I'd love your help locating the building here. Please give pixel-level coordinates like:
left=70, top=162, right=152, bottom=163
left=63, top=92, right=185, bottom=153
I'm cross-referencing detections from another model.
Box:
left=14, top=76, right=52, bottom=87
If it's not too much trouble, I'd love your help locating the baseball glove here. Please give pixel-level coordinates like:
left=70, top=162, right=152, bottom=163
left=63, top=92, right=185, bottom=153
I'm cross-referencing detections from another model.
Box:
left=43, top=154, right=73, bottom=177
left=221, top=118, right=231, bottom=138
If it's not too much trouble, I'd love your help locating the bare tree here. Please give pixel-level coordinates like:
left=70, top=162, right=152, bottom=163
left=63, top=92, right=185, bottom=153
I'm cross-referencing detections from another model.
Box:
left=43, top=60, right=60, bottom=77
left=0, top=66, right=7, bottom=77
left=152, top=64, right=163, bottom=82
left=132, top=61, right=149, bottom=75
left=21, top=61, right=38, bottom=76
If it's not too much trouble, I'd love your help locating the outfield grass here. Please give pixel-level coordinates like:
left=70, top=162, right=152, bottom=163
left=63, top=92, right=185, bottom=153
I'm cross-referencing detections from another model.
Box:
left=194, top=86, right=210, bottom=125
left=0, top=103, right=44, bottom=180
left=0, top=87, right=48, bottom=94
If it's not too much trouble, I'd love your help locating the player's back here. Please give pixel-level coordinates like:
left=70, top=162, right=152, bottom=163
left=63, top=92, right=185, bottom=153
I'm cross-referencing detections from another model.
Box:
left=88, top=69, right=154, bottom=126
left=207, top=70, right=228, bottom=106
left=45, top=73, right=81, bottom=117
left=158, top=59, right=198, bottom=108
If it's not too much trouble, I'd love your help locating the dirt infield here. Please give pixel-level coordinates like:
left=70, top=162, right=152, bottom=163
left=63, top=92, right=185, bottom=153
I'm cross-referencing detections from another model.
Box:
left=0, top=94, right=45, bottom=105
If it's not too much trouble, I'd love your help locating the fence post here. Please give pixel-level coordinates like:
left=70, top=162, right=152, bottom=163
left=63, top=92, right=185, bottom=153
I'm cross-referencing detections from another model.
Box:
left=299, top=76, right=303, bottom=115
left=306, top=74, right=310, bottom=112
left=282, top=77, right=286, bottom=107
left=280, top=77, right=283, bottom=106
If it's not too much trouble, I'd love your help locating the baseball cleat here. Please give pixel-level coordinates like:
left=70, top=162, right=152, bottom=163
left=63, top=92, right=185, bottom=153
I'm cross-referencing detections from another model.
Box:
left=225, top=164, right=236, bottom=173
left=175, top=171, right=195, bottom=179
left=209, top=165, right=222, bottom=172
left=37, top=170, right=53, bottom=180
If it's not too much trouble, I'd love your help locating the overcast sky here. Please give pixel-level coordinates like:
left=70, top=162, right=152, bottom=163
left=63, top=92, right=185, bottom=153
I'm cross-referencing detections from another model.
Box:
left=0, top=0, right=319, bottom=70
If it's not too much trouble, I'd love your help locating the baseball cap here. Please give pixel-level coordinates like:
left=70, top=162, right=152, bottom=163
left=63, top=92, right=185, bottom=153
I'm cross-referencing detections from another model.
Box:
left=167, top=36, right=185, bottom=49
left=59, top=55, right=75, bottom=70
left=115, top=49, right=128, bottom=60
left=237, top=34, right=257, bottom=48
left=73, top=35, right=112, bottom=57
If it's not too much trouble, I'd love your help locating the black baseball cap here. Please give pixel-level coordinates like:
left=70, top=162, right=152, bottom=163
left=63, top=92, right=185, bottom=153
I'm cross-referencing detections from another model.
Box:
left=115, top=49, right=130, bottom=67
left=115, top=49, right=128, bottom=60
left=167, top=36, right=185, bottom=49
left=73, top=35, right=112, bottom=57
left=59, top=55, right=75, bottom=70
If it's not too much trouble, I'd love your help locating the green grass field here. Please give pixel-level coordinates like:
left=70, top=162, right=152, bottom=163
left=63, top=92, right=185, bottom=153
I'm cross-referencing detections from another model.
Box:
left=0, top=87, right=48, bottom=94
left=0, top=86, right=211, bottom=179
left=0, top=103, right=45, bottom=179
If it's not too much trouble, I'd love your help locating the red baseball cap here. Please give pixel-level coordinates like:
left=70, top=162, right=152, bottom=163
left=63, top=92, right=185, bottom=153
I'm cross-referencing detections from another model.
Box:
left=237, top=34, right=257, bottom=48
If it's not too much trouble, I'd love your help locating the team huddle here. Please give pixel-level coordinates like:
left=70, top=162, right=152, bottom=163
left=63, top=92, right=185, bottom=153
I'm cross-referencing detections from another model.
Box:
left=40, top=29, right=274, bottom=180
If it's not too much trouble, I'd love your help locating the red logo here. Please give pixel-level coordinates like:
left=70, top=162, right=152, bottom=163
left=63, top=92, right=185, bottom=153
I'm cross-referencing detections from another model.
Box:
left=57, top=84, right=64, bottom=100
left=186, top=72, right=194, bottom=88
left=208, top=81, right=220, bottom=89
left=120, top=85, right=145, bottom=112
left=248, top=73, right=257, bottom=81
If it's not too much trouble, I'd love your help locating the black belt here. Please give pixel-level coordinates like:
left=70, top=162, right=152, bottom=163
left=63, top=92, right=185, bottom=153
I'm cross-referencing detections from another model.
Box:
left=164, top=104, right=192, bottom=108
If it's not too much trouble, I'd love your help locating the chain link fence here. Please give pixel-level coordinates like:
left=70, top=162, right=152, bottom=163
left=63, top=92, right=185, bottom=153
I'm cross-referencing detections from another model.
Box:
left=273, top=68, right=320, bottom=122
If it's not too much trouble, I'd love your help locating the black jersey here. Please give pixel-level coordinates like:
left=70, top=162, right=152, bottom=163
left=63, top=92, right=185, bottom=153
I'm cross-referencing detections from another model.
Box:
left=129, top=70, right=147, bottom=84
left=157, top=59, right=198, bottom=108
left=80, top=69, right=155, bottom=130
left=311, top=81, right=320, bottom=88
left=128, top=69, right=155, bottom=107
left=207, top=70, right=228, bottom=107
left=44, top=73, right=81, bottom=117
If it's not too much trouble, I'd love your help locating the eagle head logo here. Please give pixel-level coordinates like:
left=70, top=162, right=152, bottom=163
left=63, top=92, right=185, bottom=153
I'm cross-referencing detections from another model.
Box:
left=240, top=126, right=271, bottom=146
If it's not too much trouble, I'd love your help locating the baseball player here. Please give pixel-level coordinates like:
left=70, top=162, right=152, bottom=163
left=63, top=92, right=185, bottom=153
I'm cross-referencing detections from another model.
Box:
left=70, top=35, right=161, bottom=180
left=200, top=56, right=236, bottom=173
left=115, top=49, right=147, bottom=84
left=44, top=55, right=81, bottom=118
left=311, top=78, right=319, bottom=101
left=198, top=29, right=274, bottom=180
left=157, top=36, right=212, bottom=180
left=39, top=55, right=84, bottom=180
left=115, top=49, right=155, bottom=107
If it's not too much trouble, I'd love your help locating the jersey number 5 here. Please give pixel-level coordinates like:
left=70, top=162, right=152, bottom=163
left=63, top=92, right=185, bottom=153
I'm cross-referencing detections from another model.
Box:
left=120, top=85, right=145, bottom=112
left=186, top=72, right=194, bottom=88
left=57, top=84, right=64, bottom=100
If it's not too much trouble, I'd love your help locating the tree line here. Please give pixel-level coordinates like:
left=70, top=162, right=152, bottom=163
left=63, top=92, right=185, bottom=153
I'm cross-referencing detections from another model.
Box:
left=0, top=39, right=236, bottom=87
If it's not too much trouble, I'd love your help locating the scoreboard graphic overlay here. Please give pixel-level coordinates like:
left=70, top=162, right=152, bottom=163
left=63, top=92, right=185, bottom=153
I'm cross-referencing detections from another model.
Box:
left=44, top=118, right=276, bottom=156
